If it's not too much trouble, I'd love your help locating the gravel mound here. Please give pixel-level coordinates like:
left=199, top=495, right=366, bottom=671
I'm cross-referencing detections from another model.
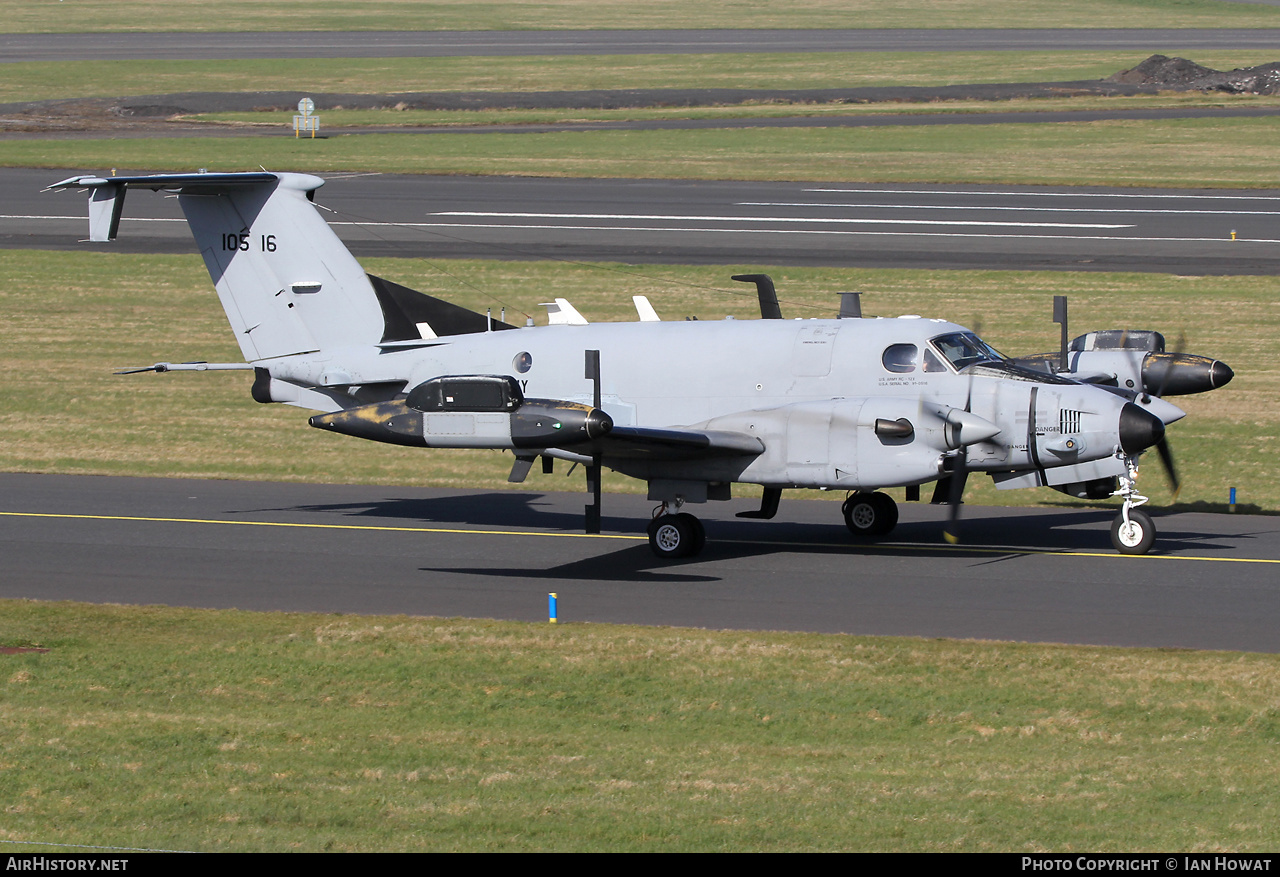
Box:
left=1110, top=54, right=1280, bottom=94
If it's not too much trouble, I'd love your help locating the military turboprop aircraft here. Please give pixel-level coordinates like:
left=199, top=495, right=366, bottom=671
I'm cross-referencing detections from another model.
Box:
left=49, top=171, right=1233, bottom=558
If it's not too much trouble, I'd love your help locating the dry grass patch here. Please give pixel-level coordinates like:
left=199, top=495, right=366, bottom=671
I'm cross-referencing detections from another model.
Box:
left=7, top=0, right=1280, bottom=33
left=3, top=600, right=1280, bottom=849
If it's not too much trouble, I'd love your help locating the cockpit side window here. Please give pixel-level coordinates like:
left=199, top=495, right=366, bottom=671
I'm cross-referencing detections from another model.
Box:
left=923, top=348, right=948, bottom=373
left=930, top=332, right=1005, bottom=372
left=882, top=343, right=918, bottom=374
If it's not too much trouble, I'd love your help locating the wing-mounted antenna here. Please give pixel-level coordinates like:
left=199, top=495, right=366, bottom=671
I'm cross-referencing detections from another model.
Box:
left=1053, top=295, right=1069, bottom=373
left=837, top=292, right=862, bottom=319
left=584, top=349, right=603, bottom=534
left=732, top=274, right=782, bottom=319
left=541, top=299, right=590, bottom=326
left=632, top=295, right=661, bottom=322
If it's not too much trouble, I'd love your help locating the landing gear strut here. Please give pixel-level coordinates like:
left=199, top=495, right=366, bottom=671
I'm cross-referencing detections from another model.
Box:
left=1111, top=455, right=1156, bottom=555
left=842, top=491, right=899, bottom=538
left=647, top=501, right=706, bottom=559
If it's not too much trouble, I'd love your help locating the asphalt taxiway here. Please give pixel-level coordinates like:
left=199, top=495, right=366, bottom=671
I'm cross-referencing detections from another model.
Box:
left=5, top=29, right=1280, bottom=61
left=8, top=169, right=1280, bottom=274
left=3, top=473, right=1277, bottom=652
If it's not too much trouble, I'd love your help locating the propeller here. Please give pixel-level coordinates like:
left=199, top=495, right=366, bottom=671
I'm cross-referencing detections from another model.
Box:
left=1154, top=436, right=1181, bottom=499
left=941, top=445, right=969, bottom=545
left=942, top=346, right=982, bottom=545
left=584, top=349, right=603, bottom=534
left=1148, top=331, right=1186, bottom=500
left=941, top=385, right=974, bottom=546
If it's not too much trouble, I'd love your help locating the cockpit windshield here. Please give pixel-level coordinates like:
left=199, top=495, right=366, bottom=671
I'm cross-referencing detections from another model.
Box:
left=930, top=332, right=1005, bottom=372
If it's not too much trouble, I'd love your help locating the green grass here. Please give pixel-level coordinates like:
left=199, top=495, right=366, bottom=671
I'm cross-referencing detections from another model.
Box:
left=0, top=250, right=1272, bottom=511
left=2, top=600, right=1279, bottom=851
left=8, top=116, right=1280, bottom=189
left=5, top=51, right=1265, bottom=104
left=6, top=0, right=1280, bottom=33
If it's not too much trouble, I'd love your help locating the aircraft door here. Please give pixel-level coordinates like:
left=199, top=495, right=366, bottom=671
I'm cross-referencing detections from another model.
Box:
left=793, top=325, right=841, bottom=376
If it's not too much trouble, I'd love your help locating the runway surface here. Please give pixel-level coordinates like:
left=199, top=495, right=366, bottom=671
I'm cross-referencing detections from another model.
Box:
left=9, top=168, right=1280, bottom=273
left=2, top=473, right=1277, bottom=652
left=6, top=29, right=1280, bottom=61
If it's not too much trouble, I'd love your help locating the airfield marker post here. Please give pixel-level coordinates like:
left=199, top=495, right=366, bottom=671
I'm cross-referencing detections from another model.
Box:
left=549, top=593, right=558, bottom=624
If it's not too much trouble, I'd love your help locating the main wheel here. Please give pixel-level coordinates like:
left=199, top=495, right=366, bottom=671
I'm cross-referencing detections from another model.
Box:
left=675, top=512, right=706, bottom=556
left=1111, top=508, right=1155, bottom=555
left=648, top=513, right=704, bottom=559
left=842, top=492, right=899, bottom=538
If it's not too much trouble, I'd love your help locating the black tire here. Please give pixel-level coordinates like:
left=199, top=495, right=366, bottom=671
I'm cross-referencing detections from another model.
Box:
left=842, top=492, right=898, bottom=538
left=1111, top=509, right=1155, bottom=555
left=675, top=512, right=706, bottom=556
left=648, top=513, right=701, bottom=559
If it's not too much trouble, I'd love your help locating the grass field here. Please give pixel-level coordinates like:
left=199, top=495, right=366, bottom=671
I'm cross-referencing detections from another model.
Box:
left=8, top=116, right=1280, bottom=189
left=6, top=0, right=1280, bottom=34
left=2, top=600, right=1279, bottom=852
left=1, top=250, right=1271, bottom=512
left=7, top=51, right=1269, bottom=104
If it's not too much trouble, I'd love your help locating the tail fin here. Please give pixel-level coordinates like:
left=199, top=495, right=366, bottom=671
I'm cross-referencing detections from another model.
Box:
left=49, top=171, right=445, bottom=362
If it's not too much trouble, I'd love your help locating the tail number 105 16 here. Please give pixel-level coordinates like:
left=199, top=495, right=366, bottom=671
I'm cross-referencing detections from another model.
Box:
left=222, top=233, right=277, bottom=252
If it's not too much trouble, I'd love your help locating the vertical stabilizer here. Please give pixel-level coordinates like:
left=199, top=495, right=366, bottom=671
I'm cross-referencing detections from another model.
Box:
left=48, top=171, right=386, bottom=362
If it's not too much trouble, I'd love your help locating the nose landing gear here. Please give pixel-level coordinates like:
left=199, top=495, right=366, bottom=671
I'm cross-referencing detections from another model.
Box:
left=1111, top=455, right=1156, bottom=555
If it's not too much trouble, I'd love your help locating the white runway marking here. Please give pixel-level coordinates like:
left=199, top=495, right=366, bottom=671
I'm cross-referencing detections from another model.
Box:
left=741, top=201, right=1280, bottom=217
left=805, top=187, right=1280, bottom=202
left=340, top=220, right=1272, bottom=244
left=430, top=211, right=1133, bottom=230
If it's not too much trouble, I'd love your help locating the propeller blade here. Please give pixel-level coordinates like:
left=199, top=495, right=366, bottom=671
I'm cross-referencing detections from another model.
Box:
left=943, top=370, right=976, bottom=544
left=584, top=349, right=603, bottom=534
left=942, top=449, right=968, bottom=544
left=1155, top=437, right=1181, bottom=500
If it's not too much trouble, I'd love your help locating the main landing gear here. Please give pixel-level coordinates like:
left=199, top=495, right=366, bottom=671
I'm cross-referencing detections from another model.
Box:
left=647, top=501, right=706, bottom=559
left=1111, top=455, right=1156, bottom=555
left=842, top=491, right=899, bottom=538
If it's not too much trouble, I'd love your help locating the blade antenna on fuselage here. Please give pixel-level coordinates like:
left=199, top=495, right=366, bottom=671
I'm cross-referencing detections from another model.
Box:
left=731, top=274, right=782, bottom=320
left=1053, top=295, right=1069, bottom=373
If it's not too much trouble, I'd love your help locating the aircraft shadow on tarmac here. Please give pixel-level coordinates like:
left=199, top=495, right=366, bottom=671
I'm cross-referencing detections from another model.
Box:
left=246, top=491, right=1248, bottom=565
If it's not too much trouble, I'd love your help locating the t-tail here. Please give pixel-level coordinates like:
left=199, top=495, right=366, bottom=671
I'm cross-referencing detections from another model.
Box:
left=47, top=171, right=509, bottom=366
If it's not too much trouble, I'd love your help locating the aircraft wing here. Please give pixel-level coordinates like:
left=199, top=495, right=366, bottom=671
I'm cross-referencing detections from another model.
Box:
left=589, top=426, right=765, bottom=461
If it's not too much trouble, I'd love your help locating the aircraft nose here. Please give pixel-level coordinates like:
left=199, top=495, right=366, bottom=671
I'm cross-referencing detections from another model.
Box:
left=1211, top=359, right=1235, bottom=390
left=1118, top=402, right=1165, bottom=456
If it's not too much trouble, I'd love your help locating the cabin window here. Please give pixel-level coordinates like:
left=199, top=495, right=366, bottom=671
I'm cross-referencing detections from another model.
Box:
left=882, top=344, right=917, bottom=374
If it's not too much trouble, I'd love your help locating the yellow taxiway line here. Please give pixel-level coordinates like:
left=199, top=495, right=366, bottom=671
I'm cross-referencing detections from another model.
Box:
left=3, top=510, right=1279, bottom=564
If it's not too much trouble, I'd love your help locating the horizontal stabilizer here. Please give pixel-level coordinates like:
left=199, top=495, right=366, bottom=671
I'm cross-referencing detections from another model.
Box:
left=48, top=172, right=280, bottom=241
